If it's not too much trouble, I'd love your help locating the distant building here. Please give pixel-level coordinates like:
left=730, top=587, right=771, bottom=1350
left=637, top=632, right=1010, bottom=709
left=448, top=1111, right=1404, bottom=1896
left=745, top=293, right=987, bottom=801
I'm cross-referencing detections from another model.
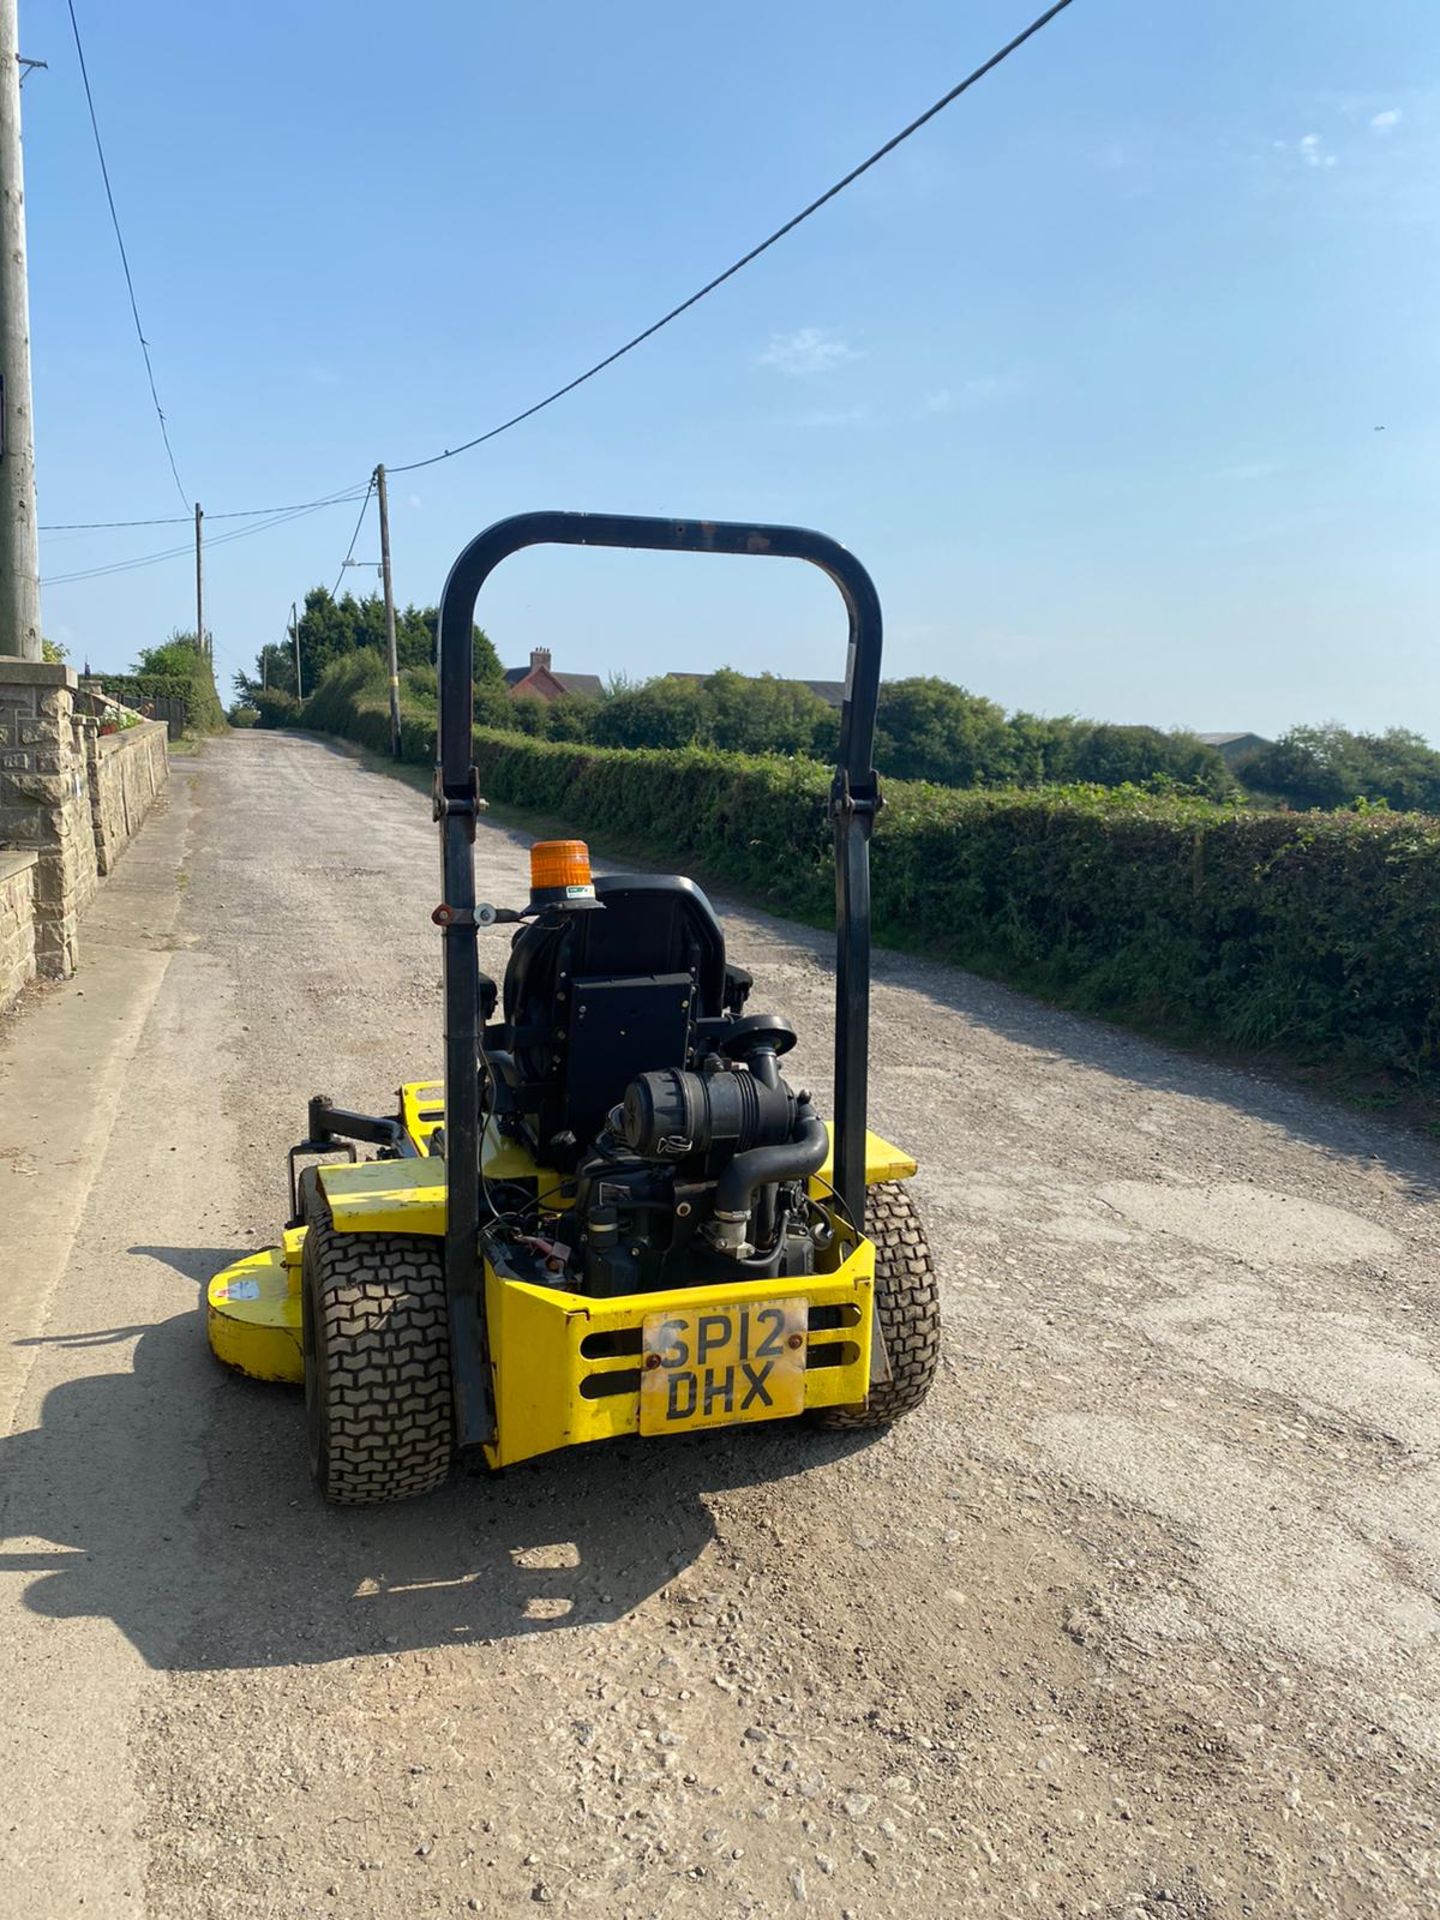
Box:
left=1197, top=731, right=1270, bottom=764
left=666, top=671, right=847, bottom=709
left=504, top=647, right=604, bottom=703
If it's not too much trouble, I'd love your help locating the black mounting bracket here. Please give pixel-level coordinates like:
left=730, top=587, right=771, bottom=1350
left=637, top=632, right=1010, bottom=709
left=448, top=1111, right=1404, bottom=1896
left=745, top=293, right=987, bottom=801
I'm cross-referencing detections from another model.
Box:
left=830, top=768, right=883, bottom=822
left=432, top=765, right=487, bottom=828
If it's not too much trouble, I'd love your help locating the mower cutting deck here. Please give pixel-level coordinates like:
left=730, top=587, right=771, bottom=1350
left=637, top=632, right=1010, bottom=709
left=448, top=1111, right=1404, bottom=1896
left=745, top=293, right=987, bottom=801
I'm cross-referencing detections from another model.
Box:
left=209, top=513, right=940, bottom=1503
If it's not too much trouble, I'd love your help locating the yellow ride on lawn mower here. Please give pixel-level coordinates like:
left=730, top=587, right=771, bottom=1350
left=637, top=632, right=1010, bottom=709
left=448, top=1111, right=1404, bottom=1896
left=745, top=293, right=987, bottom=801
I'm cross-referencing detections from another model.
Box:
left=208, top=513, right=940, bottom=1503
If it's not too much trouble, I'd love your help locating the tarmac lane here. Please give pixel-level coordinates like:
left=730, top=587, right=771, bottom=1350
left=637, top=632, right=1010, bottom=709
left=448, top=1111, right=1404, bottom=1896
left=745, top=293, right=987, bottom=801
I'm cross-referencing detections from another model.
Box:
left=1, top=727, right=1437, bottom=1918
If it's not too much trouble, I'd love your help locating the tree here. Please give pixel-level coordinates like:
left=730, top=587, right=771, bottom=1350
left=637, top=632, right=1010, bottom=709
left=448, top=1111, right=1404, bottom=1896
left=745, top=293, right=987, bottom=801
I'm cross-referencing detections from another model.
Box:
left=137, top=629, right=209, bottom=676
left=234, top=586, right=502, bottom=701
left=702, top=670, right=839, bottom=758
left=1235, top=724, right=1440, bottom=812
left=589, top=675, right=712, bottom=749
left=543, top=694, right=597, bottom=742
left=418, top=610, right=504, bottom=683
left=874, top=679, right=1016, bottom=786
left=1059, top=723, right=1231, bottom=796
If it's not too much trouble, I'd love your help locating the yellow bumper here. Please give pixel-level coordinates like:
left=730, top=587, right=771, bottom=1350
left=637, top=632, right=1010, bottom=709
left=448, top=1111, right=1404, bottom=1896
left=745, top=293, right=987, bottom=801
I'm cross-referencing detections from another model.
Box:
left=483, top=1238, right=874, bottom=1469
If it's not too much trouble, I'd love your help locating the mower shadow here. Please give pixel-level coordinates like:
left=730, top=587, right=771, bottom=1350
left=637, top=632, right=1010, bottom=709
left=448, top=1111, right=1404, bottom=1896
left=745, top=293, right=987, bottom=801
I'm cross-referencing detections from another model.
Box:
left=2, top=1299, right=876, bottom=1674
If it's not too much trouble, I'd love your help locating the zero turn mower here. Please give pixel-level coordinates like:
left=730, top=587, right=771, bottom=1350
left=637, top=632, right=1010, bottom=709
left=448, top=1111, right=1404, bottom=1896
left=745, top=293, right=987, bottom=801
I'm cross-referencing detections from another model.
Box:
left=208, top=513, right=940, bottom=1503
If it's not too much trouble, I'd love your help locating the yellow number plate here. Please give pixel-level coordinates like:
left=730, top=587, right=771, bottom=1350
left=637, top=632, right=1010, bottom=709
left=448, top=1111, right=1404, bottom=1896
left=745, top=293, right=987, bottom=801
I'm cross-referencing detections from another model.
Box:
left=639, top=1298, right=808, bottom=1434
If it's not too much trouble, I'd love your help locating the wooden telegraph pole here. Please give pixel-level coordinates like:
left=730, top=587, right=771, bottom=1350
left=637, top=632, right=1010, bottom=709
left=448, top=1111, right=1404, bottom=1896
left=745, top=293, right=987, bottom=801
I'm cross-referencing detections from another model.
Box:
left=193, top=502, right=205, bottom=654
left=374, top=463, right=401, bottom=757
left=292, top=599, right=302, bottom=700
left=0, top=0, right=42, bottom=659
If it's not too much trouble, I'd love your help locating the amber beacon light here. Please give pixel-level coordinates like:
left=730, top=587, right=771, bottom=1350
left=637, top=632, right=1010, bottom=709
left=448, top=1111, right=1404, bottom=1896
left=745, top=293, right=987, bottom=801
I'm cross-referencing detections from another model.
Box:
left=528, top=839, right=599, bottom=911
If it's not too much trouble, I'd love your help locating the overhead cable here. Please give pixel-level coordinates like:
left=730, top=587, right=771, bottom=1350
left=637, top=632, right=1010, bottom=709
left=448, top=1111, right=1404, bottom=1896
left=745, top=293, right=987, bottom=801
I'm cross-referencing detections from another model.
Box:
left=329, top=479, right=376, bottom=596
left=65, top=0, right=191, bottom=510
left=386, top=0, right=1074, bottom=476
left=43, top=499, right=345, bottom=586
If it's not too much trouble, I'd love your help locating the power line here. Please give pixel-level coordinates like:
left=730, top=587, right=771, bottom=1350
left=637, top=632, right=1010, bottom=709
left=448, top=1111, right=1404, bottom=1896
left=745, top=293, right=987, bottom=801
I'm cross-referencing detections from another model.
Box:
left=41, top=514, right=191, bottom=531
left=44, top=498, right=344, bottom=587
left=45, top=503, right=329, bottom=585
left=39, top=485, right=370, bottom=533
left=65, top=0, right=190, bottom=510
left=386, top=0, right=1074, bottom=477
left=330, top=478, right=376, bottom=596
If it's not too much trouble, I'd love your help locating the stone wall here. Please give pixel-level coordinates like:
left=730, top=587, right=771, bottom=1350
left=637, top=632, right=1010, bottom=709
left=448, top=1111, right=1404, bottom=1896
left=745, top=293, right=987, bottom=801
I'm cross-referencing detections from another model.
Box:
left=0, top=661, right=168, bottom=980
left=87, top=719, right=169, bottom=876
left=0, top=849, right=38, bottom=1013
left=0, top=663, right=96, bottom=974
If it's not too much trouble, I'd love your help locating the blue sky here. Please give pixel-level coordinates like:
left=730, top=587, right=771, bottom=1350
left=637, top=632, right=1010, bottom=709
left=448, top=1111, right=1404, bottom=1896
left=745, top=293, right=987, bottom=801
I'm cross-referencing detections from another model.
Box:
left=26, top=0, right=1439, bottom=739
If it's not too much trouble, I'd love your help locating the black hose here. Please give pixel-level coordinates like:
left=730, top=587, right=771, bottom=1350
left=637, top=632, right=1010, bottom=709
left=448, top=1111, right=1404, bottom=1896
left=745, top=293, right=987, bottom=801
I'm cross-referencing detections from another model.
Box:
left=714, top=1110, right=829, bottom=1225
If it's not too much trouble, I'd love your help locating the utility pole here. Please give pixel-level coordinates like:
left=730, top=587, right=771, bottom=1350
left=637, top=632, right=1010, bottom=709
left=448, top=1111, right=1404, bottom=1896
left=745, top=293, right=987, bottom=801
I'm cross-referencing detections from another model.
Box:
left=374, top=462, right=401, bottom=757
left=193, top=502, right=205, bottom=655
left=0, top=1, right=42, bottom=659
left=292, top=599, right=302, bottom=700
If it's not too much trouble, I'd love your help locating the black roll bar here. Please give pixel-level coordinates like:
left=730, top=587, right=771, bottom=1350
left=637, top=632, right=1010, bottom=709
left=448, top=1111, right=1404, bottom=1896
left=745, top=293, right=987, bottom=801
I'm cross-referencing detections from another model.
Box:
left=434, top=512, right=883, bottom=1448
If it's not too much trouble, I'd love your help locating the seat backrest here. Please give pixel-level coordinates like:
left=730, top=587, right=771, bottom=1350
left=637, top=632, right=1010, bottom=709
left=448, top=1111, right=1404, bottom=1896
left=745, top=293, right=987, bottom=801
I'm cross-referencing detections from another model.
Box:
left=567, top=875, right=727, bottom=1008
left=501, top=874, right=729, bottom=1158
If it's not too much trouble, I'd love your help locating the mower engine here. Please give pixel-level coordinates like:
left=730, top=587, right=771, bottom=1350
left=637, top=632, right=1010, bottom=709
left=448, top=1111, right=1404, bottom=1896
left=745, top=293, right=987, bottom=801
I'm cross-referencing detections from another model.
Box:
left=568, top=1024, right=830, bottom=1296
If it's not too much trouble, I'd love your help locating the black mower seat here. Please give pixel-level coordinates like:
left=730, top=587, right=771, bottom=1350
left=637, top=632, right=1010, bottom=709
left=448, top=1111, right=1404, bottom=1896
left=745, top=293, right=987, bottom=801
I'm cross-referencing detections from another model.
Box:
left=499, top=873, right=741, bottom=1160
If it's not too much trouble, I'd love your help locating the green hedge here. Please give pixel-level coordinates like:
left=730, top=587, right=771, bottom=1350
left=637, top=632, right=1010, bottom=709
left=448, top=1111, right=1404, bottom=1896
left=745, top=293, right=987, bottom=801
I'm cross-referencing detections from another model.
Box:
left=92, top=658, right=227, bottom=736
left=88, top=673, right=191, bottom=722
left=248, top=686, right=302, bottom=729
left=294, top=654, right=1440, bottom=1081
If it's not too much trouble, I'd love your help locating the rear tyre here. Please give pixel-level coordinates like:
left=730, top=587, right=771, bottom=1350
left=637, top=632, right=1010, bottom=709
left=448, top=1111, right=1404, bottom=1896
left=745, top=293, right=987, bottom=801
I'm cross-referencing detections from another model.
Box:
left=815, top=1181, right=940, bottom=1430
left=301, top=1202, right=454, bottom=1505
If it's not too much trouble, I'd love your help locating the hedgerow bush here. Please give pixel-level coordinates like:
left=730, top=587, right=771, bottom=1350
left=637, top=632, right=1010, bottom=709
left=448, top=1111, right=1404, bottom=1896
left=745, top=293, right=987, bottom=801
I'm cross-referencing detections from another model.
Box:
left=110, top=635, right=228, bottom=734
left=91, top=671, right=190, bottom=707
left=248, top=686, right=302, bottom=729
left=295, top=654, right=1440, bottom=1081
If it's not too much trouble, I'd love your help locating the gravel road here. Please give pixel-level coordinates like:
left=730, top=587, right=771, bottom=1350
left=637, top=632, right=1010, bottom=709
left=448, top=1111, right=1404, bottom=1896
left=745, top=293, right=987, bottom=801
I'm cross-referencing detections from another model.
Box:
left=2, top=727, right=1438, bottom=1918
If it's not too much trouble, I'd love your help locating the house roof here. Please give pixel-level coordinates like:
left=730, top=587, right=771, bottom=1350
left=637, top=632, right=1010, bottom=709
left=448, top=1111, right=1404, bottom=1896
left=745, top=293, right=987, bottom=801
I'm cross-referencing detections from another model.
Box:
left=503, top=665, right=605, bottom=699
left=1197, top=731, right=1266, bottom=747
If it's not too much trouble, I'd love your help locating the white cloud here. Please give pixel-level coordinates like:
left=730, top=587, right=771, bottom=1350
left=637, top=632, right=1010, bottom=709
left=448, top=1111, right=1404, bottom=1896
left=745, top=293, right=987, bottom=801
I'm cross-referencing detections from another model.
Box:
left=1370, top=108, right=1403, bottom=132
left=1297, top=132, right=1337, bottom=169
left=923, top=388, right=954, bottom=414
left=757, top=328, right=861, bottom=377
left=1272, top=132, right=1338, bottom=170
left=408, top=494, right=423, bottom=510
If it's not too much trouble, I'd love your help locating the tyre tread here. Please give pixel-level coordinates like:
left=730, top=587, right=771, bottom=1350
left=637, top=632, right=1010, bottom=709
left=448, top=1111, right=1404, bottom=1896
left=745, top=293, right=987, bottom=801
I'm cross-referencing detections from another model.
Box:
left=304, top=1209, right=454, bottom=1506
left=816, top=1181, right=940, bottom=1431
